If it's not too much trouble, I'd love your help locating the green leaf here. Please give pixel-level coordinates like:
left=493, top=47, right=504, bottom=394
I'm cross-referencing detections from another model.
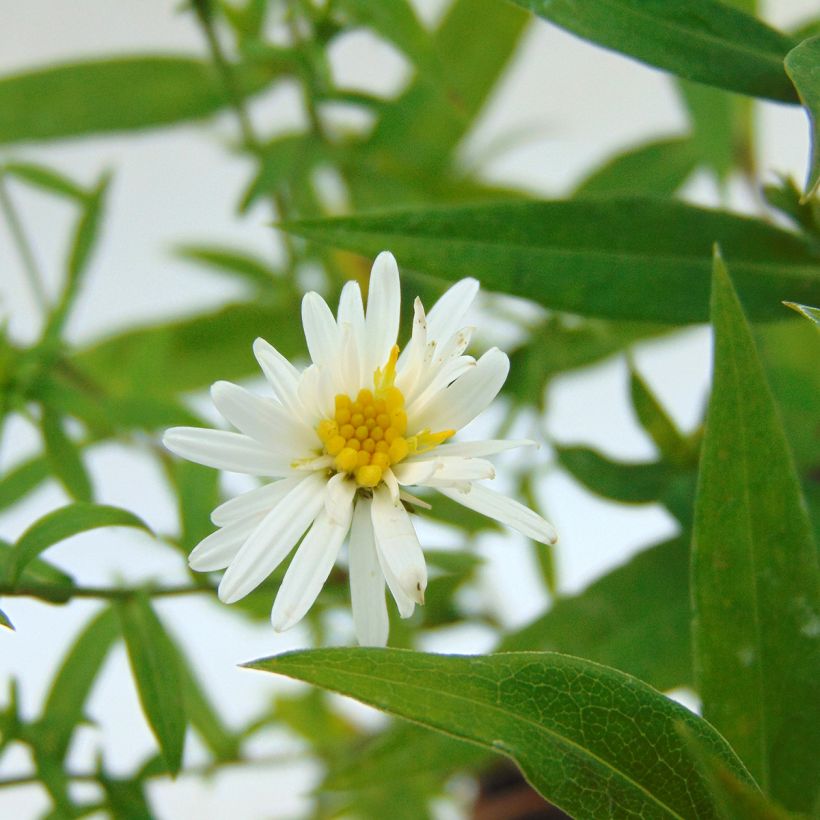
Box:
left=783, top=301, right=820, bottom=326
left=250, top=648, right=754, bottom=818
left=692, top=251, right=820, bottom=812
left=0, top=607, right=13, bottom=631
left=175, top=244, right=280, bottom=288
left=0, top=540, right=75, bottom=603
left=785, top=37, right=820, bottom=201
left=2, top=161, right=89, bottom=202
left=170, top=460, right=220, bottom=553
left=0, top=56, right=285, bottom=144
left=39, top=406, right=93, bottom=502
left=0, top=455, right=50, bottom=512
left=99, top=774, right=153, bottom=820
left=37, top=605, right=119, bottom=761
left=574, top=137, right=697, bottom=197
left=281, top=199, right=820, bottom=323
left=10, top=502, right=150, bottom=583
left=117, top=593, right=186, bottom=774
left=510, top=0, right=797, bottom=103
left=500, top=537, right=692, bottom=690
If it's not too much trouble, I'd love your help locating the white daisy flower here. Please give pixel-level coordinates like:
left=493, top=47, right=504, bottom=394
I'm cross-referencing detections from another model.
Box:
left=163, top=252, right=557, bottom=646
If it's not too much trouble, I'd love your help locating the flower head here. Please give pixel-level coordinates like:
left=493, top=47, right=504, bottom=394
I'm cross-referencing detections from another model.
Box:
left=163, top=252, right=556, bottom=645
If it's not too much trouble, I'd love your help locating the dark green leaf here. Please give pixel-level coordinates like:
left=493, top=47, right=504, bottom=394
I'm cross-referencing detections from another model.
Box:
left=175, top=245, right=280, bottom=287
left=250, top=648, right=754, bottom=818
left=2, top=161, right=89, bottom=201
left=281, top=199, right=820, bottom=323
left=37, top=605, right=119, bottom=761
left=762, top=176, right=819, bottom=234
left=0, top=540, right=75, bottom=603
left=500, top=537, right=692, bottom=690
left=692, top=252, right=820, bottom=812
left=510, top=0, right=797, bottom=103
left=0, top=455, right=50, bottom=512
left=117, top=593, right=186, bottom=774
left=40, top=406, right=93, bottom=502
left=785, top=37, right=820, bottom=200
left=783, top=301, right=820, bottom=326
left=574, top=137, right=696, bottom=197
left=0, top=56, right=286, bottom=144
left=10, top=502, right=150, bottom=583
left=99, top=774, right=153, bottom=820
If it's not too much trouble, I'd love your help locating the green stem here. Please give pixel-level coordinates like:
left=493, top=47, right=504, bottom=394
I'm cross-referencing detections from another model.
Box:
left=0, top=581, right=215, bottom=603
left=0, top=175, right=49, bottom=314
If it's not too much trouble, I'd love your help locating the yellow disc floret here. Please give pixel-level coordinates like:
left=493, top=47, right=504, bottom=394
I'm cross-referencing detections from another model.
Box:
left=316, top=345, right=454, bottom=488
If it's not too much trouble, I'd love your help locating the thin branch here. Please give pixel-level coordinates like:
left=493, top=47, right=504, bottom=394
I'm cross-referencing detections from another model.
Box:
left=0, top=581, right=216, bottom=604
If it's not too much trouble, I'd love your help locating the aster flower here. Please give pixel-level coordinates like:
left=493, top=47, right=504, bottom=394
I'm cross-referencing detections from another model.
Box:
left=163, top=252, right=556, bottom=646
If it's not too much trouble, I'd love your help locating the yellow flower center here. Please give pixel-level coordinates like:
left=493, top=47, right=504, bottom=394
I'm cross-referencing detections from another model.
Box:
left=316, top=345, right=454, bottom=488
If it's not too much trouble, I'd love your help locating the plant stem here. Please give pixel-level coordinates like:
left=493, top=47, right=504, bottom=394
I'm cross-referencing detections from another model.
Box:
left=0, top=581, right=215, bottom=603
left=0, top=175, right=49, bottom=314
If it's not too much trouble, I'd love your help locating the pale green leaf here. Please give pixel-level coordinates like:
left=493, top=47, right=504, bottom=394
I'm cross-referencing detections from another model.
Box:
left=692, top=251, right=820, bottom=812
left=250, top=648, right=754, bottom=818
left=175, top=245, right=280, bottom=288
left=39, top=406, right=93, bottom=502
left=785, top=37, right=820, bottom=200
left=2, top=161, right=88, bottom=202
left=0, top=455, right=50, bottom=512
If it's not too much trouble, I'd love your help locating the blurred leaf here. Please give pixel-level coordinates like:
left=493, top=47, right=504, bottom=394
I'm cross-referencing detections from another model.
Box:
left=500, top=537, right=691, bottom=690
left=117, top=593, right=186, bottom=774
left=36, top=605, right=119, bottom=761
left=2, top=161, right=88, bottom=202
left=99, top=774, right=153, bottom=820
left=0, top=607, right=13, bottom=631
left=40, top=405, right=93, bottom=502
left=574, top=137, right=696, bottom=197
left=281, top=199, right=820, bottom=323
left=251, top=648, right=754, bottom=818
left=692, top=253, right=820, bottom=812
left=175, top=245, right=280, bottom=287
left=0, top=56, right=287, bottom=144
left=273, top=688, right=357, bottom=754
left=170, top=460, right=221, bottom=553
left=0, top=540, right=75, bottom=603
left=10, top=502, right=150, bottom=583
left=73, top=298, right=304, bottom=398
left=557, top=444, right=676, bottom=503
left=762, top=176, right=820, bottom=235
left=785, top=37, right=820, bottom=200
left=0, top=455, right=50, bottom=512
left=511, top=0, right=797, bottom=103
left=782, top=301, right=820, bottom=326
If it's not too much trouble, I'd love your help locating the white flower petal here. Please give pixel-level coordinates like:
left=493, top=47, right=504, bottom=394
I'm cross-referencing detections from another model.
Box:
left=437, top=483, right=558, bottom=545
left=302, top=291, right=339, bottom=368
left=271, top=501, right=353, bottom=632
left=324, top=472, right=358, bottom=526
left=422, top=456, right=496, bottom=484
left=253, top=338, right=302, bottom=414
left=188, top=515, right=263, bottom=571
left=218, top=472, right=326, bottom=603
left=297, top=363, right=330, bottom=423
left=411, top=439, right=535, bottom=459
left=338, top=281, right=366, bottom=384
left=211, top=478, right=301, bottom=527
left=382, top=466, right=400, bottom=504
left=425, top=277, right=479, bottom=349
left=365, top=251, right=400, bottom=372
left=370, top=485, right=426, bottom=606
left=210, top=381, right=314, bottom=455
left=411, top=347, right=509, bottom=433
left=348, top=498, right=389, bottom=646
left=392, top=460, right=439, bottom=486
left=163, top=427, right=291, bottom=475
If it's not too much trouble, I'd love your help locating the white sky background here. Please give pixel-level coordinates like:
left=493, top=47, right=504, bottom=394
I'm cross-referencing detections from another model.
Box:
left=0, top=0, right=815, bottom=817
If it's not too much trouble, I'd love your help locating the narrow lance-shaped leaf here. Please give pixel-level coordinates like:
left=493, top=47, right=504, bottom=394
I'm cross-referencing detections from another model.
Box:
left=510, top=0, right=797, bottom=103
left=117, top=593, right=186, bottom=774
left=281, top=199, right=820, bottom=323
left=0, top=56, right=288, bottom=144
left=782, top=300, right=820, bottom=326
left=0, top=607, right=13, bottom=631
left=2, top=161, right=89, bottom=202
left=40, top=405, right=93, bottom=503
left=9, top=503, right=150, bottom=583
left=692, top=251, right=820, bottom=812
left=0, top=455, right=50, bottom=512
left=785, top=36, right=820, bottom=201
left=249, top=648, right=755, bottom=819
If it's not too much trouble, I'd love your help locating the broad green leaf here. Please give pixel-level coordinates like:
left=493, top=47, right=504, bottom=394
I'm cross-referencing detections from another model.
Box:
left=692, top=253, right=820, bottom=812
left=574, top=137, right=697, bottom=197
left=37, top=605, right=119, bottom=761
left=2, top=161, right=88, bottom=202
left=250, top=648, right=754, bottom=818
left=10, top=502, right=150, bottom=583
left=0, top=607, right=13, bottom=631
left=783, top=301, right=820, bottom=326
left=785, top=37, right=820, bottom=200
left=500, top=537, right=691, bottom=690
left=40, top=406, right=93, bottom=502
left=557, top=445, right=675, bottom=503
left=117, top=593, right=186, bottom=774
left=0, top=56, right=286, bottom=144
left=175, top=245, right=280, bottom=288
left=281, top=199, right=820, bottom=323
left=73, top=298, right=304, bottom=398
left=510, top=0, right=797, bottom=103
left=0, top=455, right=49, bottom=512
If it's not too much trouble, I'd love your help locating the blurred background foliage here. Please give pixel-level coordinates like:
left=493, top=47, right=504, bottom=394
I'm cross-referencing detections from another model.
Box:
left=0, top=0, right=818, bottom=817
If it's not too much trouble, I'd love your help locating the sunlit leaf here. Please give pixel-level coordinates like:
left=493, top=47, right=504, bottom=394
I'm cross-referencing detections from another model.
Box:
left=250, top=648, right=754, bottom=818
left=510, top=0, right=797, bottom=102
left=117, top=593, right=186, bottom=774
left=783, top=300, right=820, bottom=326
left=785, top=37, right=820, bottom=200
left=281, top=199, right=820, bottom=323
left=692, top=252, right=820, bottom=812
